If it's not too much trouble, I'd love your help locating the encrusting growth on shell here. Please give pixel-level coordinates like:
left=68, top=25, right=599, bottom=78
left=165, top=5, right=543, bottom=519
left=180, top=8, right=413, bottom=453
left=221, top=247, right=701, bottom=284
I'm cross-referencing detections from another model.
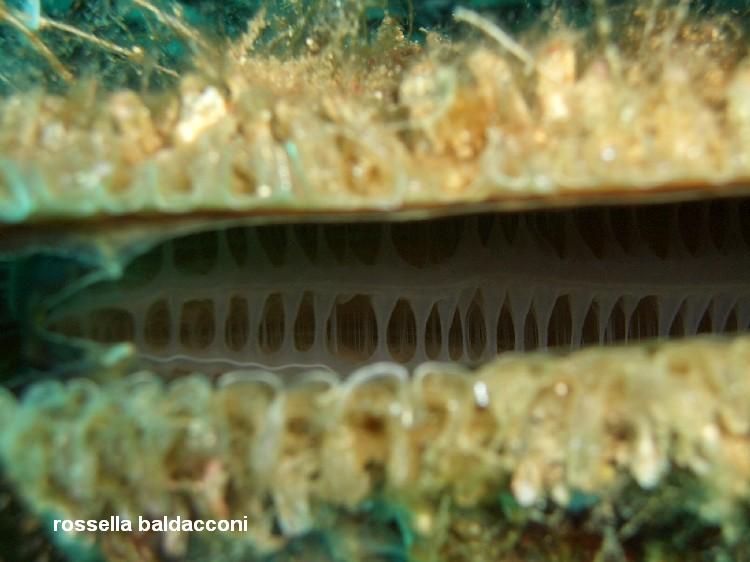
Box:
left=3, top=3, right=750, bottom=561
left=1, top=1, right=750, bottom=222
left=2, top=335, right=750, bottom=560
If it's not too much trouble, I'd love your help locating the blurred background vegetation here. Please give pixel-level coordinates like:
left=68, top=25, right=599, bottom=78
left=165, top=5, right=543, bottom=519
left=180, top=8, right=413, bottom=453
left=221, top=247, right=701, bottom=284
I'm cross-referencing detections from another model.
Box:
left=0, top=0, right=747, bottom=95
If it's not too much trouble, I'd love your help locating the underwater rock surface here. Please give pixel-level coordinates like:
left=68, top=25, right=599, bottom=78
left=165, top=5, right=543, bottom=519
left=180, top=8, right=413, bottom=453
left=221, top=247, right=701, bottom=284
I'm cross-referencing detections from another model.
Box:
left=2, top=1, right=750, bottom=562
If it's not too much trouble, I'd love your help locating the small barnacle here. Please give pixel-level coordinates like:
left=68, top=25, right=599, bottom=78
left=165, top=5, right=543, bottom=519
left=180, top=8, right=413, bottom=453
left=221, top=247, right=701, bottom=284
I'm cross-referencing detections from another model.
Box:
left=511, top=458, right=542, bottom=507
left=175, top=80, right=229, bottom=145
left=535, top=35, right=578, bottom=124
left=106, top=90, right=163, bottom=163
left=399, top=60, right=457, bottom=139
left=465, top=47, right=530, bottom=132
left=630, top=421, right=667, bottom=489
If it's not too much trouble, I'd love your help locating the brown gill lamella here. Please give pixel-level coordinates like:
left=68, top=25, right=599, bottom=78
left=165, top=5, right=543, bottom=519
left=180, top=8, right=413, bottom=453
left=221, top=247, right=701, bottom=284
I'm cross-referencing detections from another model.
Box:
left=45, top=200, right=750, bottom=378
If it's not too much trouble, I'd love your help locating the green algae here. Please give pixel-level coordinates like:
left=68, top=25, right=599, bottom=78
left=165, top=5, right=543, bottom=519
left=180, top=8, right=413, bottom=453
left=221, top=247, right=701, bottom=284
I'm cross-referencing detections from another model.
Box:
left=0, top=0, right=261, bottom=93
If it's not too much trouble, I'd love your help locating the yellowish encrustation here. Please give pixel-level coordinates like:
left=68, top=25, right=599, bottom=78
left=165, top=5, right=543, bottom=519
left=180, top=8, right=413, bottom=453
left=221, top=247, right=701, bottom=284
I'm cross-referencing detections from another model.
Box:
left=1, top=1, right=750, bottom=223
left=2, top=335, right=750, bottom=560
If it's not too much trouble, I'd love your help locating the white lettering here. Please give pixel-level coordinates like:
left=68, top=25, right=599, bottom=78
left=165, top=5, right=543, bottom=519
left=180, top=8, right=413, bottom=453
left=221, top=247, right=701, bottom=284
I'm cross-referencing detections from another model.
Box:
left=51, top=516, right=249, bottom=533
